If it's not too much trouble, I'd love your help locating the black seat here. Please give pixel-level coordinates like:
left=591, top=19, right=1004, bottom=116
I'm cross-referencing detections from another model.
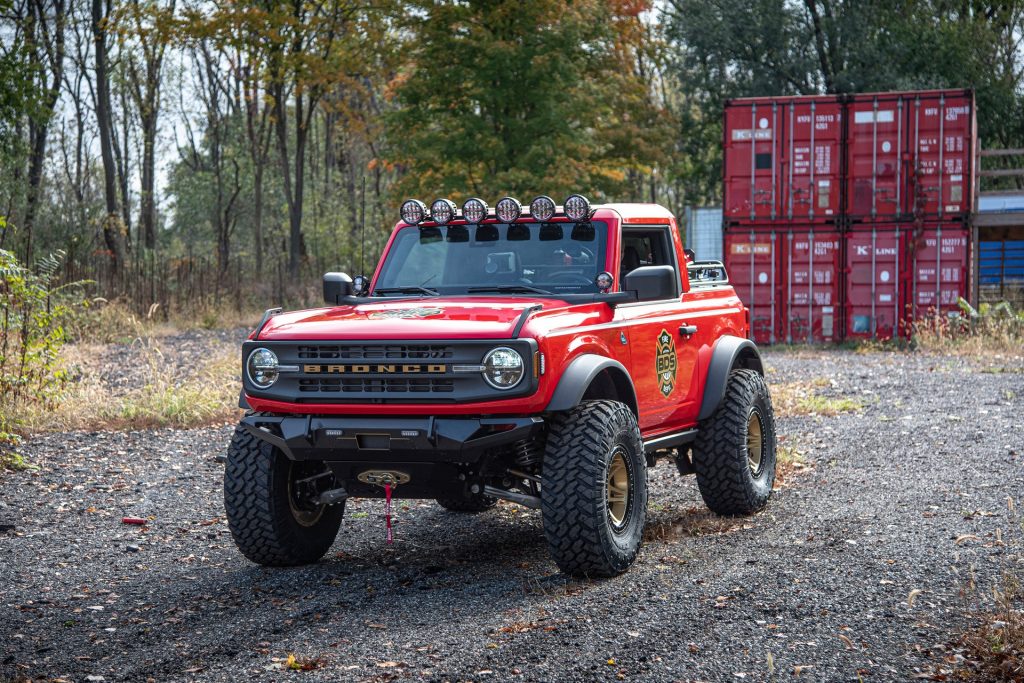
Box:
left=620, top=246, right=641, bottom=278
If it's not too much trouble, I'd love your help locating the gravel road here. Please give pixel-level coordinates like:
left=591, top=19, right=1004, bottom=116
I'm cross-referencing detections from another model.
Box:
left=2, top=348, right=1021, bottom=682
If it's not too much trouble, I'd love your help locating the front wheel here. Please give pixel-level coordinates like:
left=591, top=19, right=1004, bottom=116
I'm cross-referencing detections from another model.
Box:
left=224, top=423, right=344, bottom=566
left=541, top=400, right=647, bottom=577
left=692, top=369, right=777, bottom=515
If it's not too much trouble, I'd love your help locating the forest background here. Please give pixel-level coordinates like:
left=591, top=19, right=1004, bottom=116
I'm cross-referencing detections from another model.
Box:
left=1, top=0, right=1022, bottom=317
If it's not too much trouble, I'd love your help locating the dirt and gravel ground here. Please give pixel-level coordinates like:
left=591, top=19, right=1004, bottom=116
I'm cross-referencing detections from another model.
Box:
left=2, top=342, right=1022, bottom=683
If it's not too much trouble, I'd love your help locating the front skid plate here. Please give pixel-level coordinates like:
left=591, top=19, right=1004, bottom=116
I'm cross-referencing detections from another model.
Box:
left=240, top=413, right=544, bottom=462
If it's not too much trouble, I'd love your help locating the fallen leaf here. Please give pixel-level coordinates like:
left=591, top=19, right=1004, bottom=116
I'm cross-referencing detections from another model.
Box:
left=908, top=589, right=924, bottom=607
left=955, top=534, right=981, bottom=545
left=838, top=634, right=854, bottom=650
left=793, top=664, right=813, bottom=676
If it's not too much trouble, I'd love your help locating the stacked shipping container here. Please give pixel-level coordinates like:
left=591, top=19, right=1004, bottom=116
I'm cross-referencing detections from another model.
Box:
left=722, top=88, right=975, bottom=343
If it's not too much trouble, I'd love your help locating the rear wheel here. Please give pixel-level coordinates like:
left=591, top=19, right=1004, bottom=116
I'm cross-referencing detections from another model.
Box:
left=541, top=400, right=647, bottom=577
left=224, top=423, right=344, bottom=566
left=692, top=369, right=777, bottom=515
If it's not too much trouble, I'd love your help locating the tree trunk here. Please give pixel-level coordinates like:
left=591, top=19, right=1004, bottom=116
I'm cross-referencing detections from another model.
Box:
left=91, top=0, right=124, bottom=276
left=22, top=0, right=67, bottom=264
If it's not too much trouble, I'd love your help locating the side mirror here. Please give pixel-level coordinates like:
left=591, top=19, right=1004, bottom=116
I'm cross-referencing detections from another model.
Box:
left=323, top=272, right=353, bottom=305
left=623, top=265, right=676, bottom=302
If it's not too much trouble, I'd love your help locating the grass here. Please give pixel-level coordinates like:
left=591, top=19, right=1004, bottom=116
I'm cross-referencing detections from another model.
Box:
left=775, top=443, right=809, bottom=487
left=955, top=573, right=1024, bottom=681
left=772, top=377, right=865, bottom=418
left=942, top=496, right=1024, bottom=681
left=11, top=338, right=242, bottom=433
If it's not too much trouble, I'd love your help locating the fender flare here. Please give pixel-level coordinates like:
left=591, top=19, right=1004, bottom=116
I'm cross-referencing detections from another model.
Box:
left=697, top=336, right=765, bottom=421
left=545, top=354, right=638, bottom=416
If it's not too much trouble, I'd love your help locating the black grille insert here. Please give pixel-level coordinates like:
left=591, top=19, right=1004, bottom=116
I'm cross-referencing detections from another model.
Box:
left=298, top=377, right=454, bottom=393
left=296, top=344, right=454, bottom=360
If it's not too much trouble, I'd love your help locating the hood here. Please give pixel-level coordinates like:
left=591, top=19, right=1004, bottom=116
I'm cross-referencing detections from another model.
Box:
left=255, top=297, right=562, bottom=341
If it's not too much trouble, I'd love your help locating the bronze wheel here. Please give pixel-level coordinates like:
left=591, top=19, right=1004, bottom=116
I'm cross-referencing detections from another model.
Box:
left=606, top=447, right=631, bottom=530
left=746, top=408, right=765, bottom=476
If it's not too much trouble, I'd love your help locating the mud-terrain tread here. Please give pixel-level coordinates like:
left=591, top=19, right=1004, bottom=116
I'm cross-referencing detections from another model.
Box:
left=692, top=369, right=776, bottom=515
left=436, top=494, right=497, bottom=513
left=224, top=420, right=343, bottom=566
left=541, top=400, right=646, bottom=578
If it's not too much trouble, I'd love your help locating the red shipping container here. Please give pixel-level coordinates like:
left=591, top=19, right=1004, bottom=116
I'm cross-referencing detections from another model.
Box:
left=844, top=223, right=971, bottom=340
left=724, top=230, right=782, bottom=344
left=782, top=229, right=842, bottom=343
left=846, top=89, right=976, bottom=223
left=846, top=93, right=906, bottom=222
left=904, top=223, right=970, bottom=322
left=723, top=96, right=843, bottom=225
left=845, top=226, right=905, bottom=339
left=905, top=91, right=976, bottom=221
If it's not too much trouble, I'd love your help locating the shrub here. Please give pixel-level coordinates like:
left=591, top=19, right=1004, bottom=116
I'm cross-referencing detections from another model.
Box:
left=0, top=242, right=85, bottom=466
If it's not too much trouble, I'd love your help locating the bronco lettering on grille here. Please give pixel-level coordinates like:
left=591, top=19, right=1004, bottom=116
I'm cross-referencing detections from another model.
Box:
left=302, top=364, right=447, bottom=374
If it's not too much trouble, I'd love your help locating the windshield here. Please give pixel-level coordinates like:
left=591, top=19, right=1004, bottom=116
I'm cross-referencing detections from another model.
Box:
left=373, top=221, right=609, bottom=296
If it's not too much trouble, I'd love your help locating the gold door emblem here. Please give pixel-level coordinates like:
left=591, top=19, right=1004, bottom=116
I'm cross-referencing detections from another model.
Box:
left=656, top=329, right=677, bottom=397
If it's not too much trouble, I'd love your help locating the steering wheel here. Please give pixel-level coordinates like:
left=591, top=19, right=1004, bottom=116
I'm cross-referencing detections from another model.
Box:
left=575, top=246, right=596, bottom=263
left=548, top=272, right=595, bottom=284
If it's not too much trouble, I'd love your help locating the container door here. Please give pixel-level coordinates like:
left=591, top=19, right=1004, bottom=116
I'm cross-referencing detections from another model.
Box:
left=845, top=226, right=903, bottom=339
left=847, top=95, right=905, bottom=222
left=784, top=229, right=841, bottom=343
left=905, top=224, right=970, bottom=322
left=724, top=230, right=781, bottom=344
left=906, top=91, right=975, bottom=220
left=724, top=102, right=781, bottom=223
left=783, top=99, right=843, bottom=223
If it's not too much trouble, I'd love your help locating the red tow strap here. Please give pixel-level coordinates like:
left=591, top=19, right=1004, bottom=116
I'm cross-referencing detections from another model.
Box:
left=384, top=483, right=394, bottom=544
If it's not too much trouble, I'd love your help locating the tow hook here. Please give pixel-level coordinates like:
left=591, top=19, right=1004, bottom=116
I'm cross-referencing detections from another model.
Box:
left=357, top=470, right=411, bottom=488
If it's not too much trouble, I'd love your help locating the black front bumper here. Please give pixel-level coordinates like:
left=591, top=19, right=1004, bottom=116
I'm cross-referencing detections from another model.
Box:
left=241, top=413, right=544, bottom=462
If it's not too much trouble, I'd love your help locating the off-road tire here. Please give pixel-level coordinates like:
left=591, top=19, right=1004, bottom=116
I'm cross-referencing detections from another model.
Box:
left=435, top=493, right=497, bottom=513
left=541, top=400, right=647, bottom=577
left=692, top=369, right=776, bottom=515
left=224, top=422, right=344, bottom=566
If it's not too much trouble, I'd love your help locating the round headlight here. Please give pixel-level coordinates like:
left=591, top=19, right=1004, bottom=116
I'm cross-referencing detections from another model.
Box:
left=400, top=199, right=426, bottom=225
left=431, top=198, right=457, bottom=225
left=247, top=348, right=279, bottom=389
left=462, top=197, right=489, bottom=224
left=495, top=197, right=522, bottom=223
left=530, top=195, right=556, bottom=221
left=482, top=347, right=525, bottom=390
left=563, top=194, right=591, bottom=222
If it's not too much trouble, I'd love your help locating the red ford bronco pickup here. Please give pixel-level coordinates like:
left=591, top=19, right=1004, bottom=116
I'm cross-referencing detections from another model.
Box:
left=226, top=194, right=776, bottom=577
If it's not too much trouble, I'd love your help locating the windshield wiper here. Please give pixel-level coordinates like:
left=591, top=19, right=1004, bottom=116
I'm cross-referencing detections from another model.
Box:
left=467, top=284, right=553, bottom=295
left=373, top=286, right=439, bottom=296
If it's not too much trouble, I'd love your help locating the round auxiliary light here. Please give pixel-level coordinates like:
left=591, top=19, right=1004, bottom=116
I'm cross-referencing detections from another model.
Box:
left=352, top=274, right=370, bottom=296
left=495, top=197, right=522, bottom=223
left=563, top=194, right=591, bottom=222
left=482, top=347, right=525, bottom=390
left=431, top=198, right=458, bottom=225
left=462, top=197, right=489, bottom=224
left=246, top=347, right=280, bottom=390
left=400, top=199, right=427, bottom=225
left=530, top=195, right=556, bottom=222
left=596, top=271, right=614, bottom=293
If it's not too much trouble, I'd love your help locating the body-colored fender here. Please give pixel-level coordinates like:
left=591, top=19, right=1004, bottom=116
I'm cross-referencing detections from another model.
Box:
left=545, top=354, right=638, bottom=417
left=697, top=336, right=764, bottom=421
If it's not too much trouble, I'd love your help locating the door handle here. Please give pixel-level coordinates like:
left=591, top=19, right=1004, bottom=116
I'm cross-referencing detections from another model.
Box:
left=679, top=324, right=698, bottom=336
